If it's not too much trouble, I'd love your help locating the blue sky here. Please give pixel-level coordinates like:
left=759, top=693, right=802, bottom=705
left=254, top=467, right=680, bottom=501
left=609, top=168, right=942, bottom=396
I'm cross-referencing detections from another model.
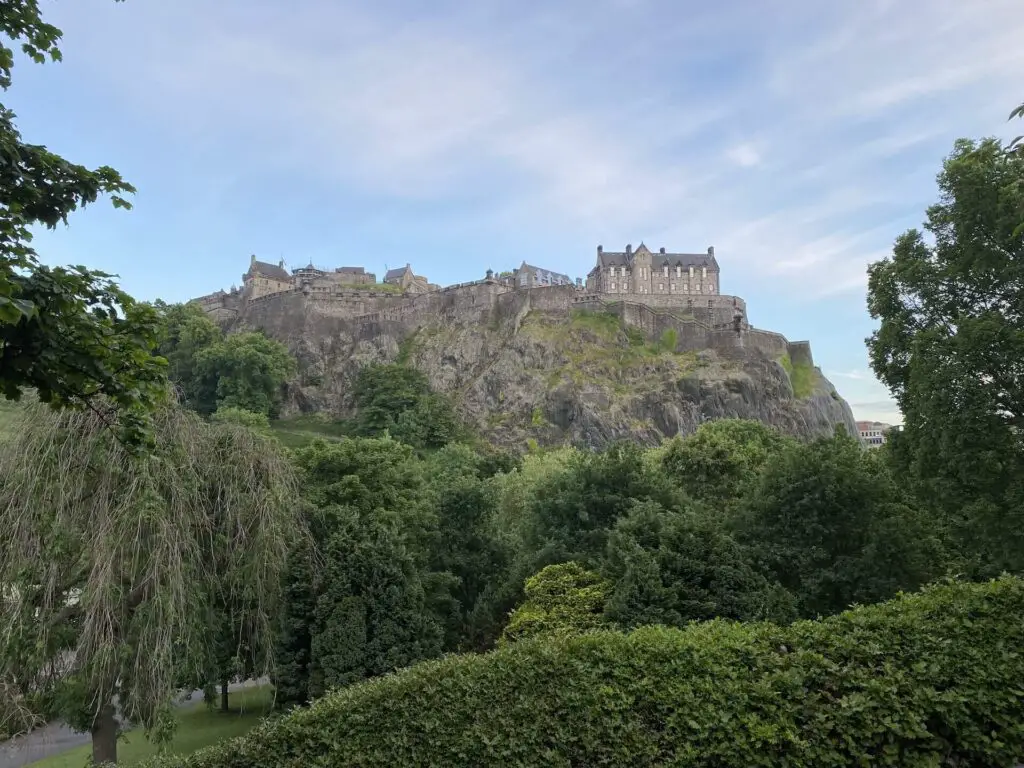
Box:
left=7, top=0, right=1024, bottom=424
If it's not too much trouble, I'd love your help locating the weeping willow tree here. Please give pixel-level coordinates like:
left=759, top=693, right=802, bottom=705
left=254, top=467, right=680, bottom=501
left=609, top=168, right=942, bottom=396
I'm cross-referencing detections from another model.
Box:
left=0, top=399, right=307, bottom=765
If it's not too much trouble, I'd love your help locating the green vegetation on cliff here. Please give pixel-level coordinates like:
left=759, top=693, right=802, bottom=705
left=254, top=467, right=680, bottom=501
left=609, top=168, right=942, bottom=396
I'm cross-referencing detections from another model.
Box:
left=777, top=352, right=817, bottom=398
left=521, top=309, right=700, bottom=393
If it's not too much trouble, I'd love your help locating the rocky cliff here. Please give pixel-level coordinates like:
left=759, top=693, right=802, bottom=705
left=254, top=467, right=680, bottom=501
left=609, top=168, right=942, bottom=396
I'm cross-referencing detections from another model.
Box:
left=228, top=284, right=859, bottom=450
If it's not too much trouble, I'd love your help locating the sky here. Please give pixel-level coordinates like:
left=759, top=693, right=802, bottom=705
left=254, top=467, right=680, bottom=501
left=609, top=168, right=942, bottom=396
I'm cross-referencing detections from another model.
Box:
left=7, top=0, right=1024, bottom=425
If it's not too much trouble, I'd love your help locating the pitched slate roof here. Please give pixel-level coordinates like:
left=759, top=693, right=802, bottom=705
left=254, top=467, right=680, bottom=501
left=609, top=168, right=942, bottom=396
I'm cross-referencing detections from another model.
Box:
left=385, top=265, right=412, bottom=281
left=336, top=266, right=366, bottom=274
left=250, top=259, right=291, bottom=281
left=596, top=244, right=719, bottom=271
left=520, top=263, right=573, bottom=284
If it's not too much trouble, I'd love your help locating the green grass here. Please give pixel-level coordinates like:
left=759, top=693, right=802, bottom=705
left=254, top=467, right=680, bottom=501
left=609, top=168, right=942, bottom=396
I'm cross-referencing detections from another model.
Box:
left=777, top=354, right=817, bottom=398
left=269, top=414, right=350, bottom=449
left=25, top=686, right=274, bottom=768
left=520, top=310, right=698, bottom=392
left=0, top=398, right=21, bottom=439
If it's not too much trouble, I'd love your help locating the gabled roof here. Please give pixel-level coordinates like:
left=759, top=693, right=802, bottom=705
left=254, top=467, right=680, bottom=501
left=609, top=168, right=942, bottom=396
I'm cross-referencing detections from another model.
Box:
left=336, top=266, right=366, bottom=274
left=596, top=246, right=719, bottom=271
left=249, top=259, right=291, bottom=281
left=385, top=265, right=412, bottom=280
left=520, top=262, right=574, bottom=284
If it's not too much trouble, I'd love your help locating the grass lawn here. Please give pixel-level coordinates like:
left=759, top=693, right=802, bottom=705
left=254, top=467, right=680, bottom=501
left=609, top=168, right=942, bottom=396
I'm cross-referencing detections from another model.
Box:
left=269, top=414, right=350, bottom=449
left=25, top=686, right=275, bottom=768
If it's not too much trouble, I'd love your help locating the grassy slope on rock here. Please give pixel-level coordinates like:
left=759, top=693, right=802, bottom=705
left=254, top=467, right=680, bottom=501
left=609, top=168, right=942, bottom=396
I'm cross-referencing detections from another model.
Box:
left=520, top=309, right=701, bottom=395
left=778, top=352, right=818, bottom=399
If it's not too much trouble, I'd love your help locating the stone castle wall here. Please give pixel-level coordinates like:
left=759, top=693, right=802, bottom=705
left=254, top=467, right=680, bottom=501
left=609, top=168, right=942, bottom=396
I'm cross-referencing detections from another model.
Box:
left=204, top=280, right=813, bottom=371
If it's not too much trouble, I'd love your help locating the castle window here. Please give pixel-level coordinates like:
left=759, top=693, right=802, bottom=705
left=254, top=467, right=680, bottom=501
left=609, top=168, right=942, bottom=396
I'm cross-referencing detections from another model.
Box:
left=610, top=282, right=616, bottom=291
left=675, top=266, right=681, bottom=277
left=658, top=283, right=664, bottom=291
left=670, top=283, right=676, bottom=292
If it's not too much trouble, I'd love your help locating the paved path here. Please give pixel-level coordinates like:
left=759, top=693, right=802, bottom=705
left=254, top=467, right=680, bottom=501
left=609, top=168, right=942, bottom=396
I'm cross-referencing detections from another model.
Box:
left=0, top=679, right=265, bottom=768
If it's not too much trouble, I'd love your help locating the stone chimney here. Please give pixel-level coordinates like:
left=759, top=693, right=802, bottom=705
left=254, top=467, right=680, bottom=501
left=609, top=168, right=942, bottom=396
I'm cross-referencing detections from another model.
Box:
left=659, top=247, right=666, bottom=254
left=250, top=254, right=256, bottom=264
left=278, top=258, right=285, bottom=268
left=707, top=246, right=715, bottom=257
left=625, top=244, right=632, bottom=256
left=597, top=245, right=603, bottom=255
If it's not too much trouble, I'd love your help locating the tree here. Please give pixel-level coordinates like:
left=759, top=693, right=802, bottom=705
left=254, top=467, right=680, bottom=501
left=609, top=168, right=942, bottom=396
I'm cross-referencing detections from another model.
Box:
left=351, top=363, right=464, bottom=450
left=659, top=419, right=794, bottom=509
left=601, top=501, right=796, bottom=629
left=0, top=1, right=167, bottom=442
left=866, top=137, right=1024, bottom=575
left=1010, top=101, right=1024, bottom=155
left=736, top=432, right=945, bottom=617
left=0, top=400, right=305, bottom=765
left=500, top=562, right=613, bottom=644
left=193, top=332, right=296, bottom=417
left=153, top=302, right=221, bottom=412
left=528, top=442, right=685, bottom=565
left=274, top=437, right=442, bottom=707
left=421, top=447, right=513, bottom=651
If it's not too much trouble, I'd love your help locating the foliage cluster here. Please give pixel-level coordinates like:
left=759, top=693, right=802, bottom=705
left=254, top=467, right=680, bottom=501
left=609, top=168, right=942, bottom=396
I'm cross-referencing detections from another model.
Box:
left=144, top=576, right=1024, bottom=768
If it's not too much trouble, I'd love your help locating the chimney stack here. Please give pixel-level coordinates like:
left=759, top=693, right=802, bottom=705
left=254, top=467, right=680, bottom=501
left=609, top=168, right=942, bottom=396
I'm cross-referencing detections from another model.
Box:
left=659, top=247, right=666, bottom=254
left=625, top=244, right=632, bottom=255
left=707, top=246, right=715, bottom=257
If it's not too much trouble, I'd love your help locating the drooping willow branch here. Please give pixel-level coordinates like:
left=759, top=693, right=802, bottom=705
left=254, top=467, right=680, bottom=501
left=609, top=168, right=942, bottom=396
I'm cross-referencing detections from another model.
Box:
left=0, top=399, right=308, bottom=736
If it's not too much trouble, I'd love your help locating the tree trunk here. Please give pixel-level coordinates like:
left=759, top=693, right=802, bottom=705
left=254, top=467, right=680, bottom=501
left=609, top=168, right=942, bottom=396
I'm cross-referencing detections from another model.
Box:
left=90, top=702, right=118, bottom=766
left=220, top=679, right=230, bottom=713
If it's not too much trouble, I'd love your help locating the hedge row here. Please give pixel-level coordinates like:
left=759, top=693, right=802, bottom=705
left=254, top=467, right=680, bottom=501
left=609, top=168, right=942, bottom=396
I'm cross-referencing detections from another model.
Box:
left=145, top=577, right=1024, bottom=767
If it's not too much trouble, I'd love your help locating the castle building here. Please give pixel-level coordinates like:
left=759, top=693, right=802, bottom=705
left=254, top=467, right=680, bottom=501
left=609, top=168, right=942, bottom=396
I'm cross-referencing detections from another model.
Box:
left=515, top=262, right=575, bottom=288
left=384, top=264, right=434, bottom=294
left=586, top=243, right=720, bottom=297
left=243, top=255, right=293, bottom=299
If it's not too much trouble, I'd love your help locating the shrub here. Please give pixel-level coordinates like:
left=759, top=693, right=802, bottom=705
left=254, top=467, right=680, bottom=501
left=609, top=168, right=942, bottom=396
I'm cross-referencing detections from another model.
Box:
left=143, top=576, right=1024, bottom=768
left=501, top=562, right=612, bottom=644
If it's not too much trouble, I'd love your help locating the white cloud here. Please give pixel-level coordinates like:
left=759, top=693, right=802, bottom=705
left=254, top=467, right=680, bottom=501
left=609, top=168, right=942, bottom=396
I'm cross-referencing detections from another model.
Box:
left=726, top=143, right=761, bottom=168
left=48, top=0, right=1024, bottom=301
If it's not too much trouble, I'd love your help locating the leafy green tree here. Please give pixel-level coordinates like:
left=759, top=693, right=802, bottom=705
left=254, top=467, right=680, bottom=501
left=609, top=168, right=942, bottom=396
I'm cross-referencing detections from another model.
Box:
left=0, top=400, right=304, bottom=765
left=736, top=432, right=945, bottom=617
left=275, top=437, right=442, bottom=706
left=0, top=1, right=167, bottom=443
left=194, top=331, right=296, bottom=417
left=601, top=501, right=796, bottom=629
left=350, top=363, right=463, bottom=449
left=153, top=302, right=221, bottom=411
left=867, top=137, right=1024, bottom=575
left=420, top=447, right=514, bottom=651
left=660, top=419, right=795, bottom=508
left=528, top=442, right=685, bottom=565
left=501, top=562, right=613, bottom=644
left=1010, top=101, right=1023, bottom=155
left=211, top=406, right=270, bottom=431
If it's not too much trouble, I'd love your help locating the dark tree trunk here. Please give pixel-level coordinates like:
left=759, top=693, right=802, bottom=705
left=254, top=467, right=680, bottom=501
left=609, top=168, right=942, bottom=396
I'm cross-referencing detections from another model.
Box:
left=91, top=702, right=118, bottom=765
left=220, top=679, right=230, bottom=713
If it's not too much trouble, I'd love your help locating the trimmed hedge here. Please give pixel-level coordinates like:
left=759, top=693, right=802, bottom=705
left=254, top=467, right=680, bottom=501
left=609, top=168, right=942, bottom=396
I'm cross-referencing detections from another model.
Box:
left=145, top=577, right=1024, bottom=767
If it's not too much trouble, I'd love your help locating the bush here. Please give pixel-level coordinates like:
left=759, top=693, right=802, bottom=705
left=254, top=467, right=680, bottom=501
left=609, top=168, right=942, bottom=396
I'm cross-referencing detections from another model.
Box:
left=142, top=576, right=1024, bottom=768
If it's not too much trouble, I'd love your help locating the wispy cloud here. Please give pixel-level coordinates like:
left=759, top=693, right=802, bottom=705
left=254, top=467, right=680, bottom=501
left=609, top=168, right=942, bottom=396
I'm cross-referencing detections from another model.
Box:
left=59, top=0, right=1023, bottom=301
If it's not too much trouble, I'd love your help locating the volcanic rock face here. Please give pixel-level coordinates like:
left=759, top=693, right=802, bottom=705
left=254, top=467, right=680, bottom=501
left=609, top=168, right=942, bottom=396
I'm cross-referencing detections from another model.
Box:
left=232, top=284, right=858, bottom=450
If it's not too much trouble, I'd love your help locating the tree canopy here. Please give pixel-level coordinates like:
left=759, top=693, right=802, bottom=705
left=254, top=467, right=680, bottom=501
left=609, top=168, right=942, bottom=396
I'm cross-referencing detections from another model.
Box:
left=866, top=136, right=1024, bottom=575
left=0, top=0, right=167, bottom=443
left=0, top=400, right=305, bottom=764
